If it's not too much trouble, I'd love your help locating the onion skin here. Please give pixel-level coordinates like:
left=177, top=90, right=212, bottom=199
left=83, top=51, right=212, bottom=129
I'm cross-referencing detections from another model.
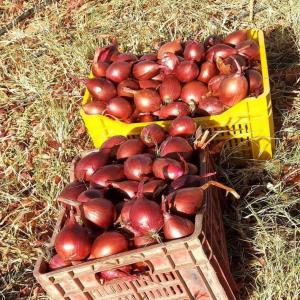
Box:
left=91, top=231, right=128, bottom=258
left=106, top=97, right=133, bottom=120
left=169, top=175, right=203, bottom=192
left=223, top=30, right=248, bottom=46
left=75, top=151, right=110, bottom=182
left=83, top=78, right=116, bottom=102
left=133, top=61, right=161, bottom=80
left=236, top=39, right=260, bottom=60
left=117, top=139, right=145, bottom=160
left=100, top=135, right=127, bottom=158
left=183, top=41, right=205, bottom=62
left=55, top=213, right=91, bottom=261
left=175, top=61, right=199, bottom=83
left=217, top=55, right=248, bottom=75
left=77, top=189, right=105, bottom=203
left=139, top=80, right=161, bottom=89
left=140, top=53, right=157, bottom=61
left=48, top=254, right=71, bottom=271
left=58, top=181, right=87, bottom=203
left=181, top=81, right=208, bottom=105
left=109, top=181, right=139, bottom=199
left=163, top=213, right=194, bottom=240
left=168, top=116, right=197, bottom=137
left=119, top=200, right=135, bottom=224
left=124, top=154, right=153, bottom=180
left=157, top=38, right=182, bottom=59
left=129, top=198, right=164, bottom=234
left=206, top=44, right=237, bottom=62
left=92, top=61, right=109, bottom=78
left=197, top=61, right=218, bottom=83
left=208, top=75, right=227, bottom=96
left=198, top=96, right=225, bottom=116
left=106, top=62, right=131, bottom=83
left=93, top=43, right=118, bottom=63
left=159, top=75, right=181, bottom=103
left=137, top=113, right=157, bottom=122
left=134, top=235, right=157, bottom=248
left=117, top=79, right=139, bottom=98
left=132, top=89, right=162, bottom=113
left=155, top=102, right=190, bottom=119
left=115, top=53, right=138, bottom=62
left=160, top=136, right=193, bottom=161
left=90, top=164, right=125, bottom=188
left=152, top=158, right=186, bottom=180
left=140, top=124, right=165, bottom=147
left=159, top=52, right=180, bottom=74
left=204, top=34, right=223, bottom=49
left=83, top=101, right=106, bottom=115
left=143, top=179, right=167, bottom=197
left=100, top=265, right=133, bottom=281
left=83, top=198, right=115, bottom=228
left=245, top=69, right=263, bottom=96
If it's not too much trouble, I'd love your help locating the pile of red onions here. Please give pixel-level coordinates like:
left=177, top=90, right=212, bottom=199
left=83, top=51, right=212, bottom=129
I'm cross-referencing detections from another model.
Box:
left=80, top=29, right=262, bottom=121
left=49, top=121, right=240, bottom=282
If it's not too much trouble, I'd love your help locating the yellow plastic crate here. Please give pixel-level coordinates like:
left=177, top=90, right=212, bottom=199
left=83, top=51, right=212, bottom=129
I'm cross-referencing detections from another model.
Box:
left=80, top=29, right=274, bottom=160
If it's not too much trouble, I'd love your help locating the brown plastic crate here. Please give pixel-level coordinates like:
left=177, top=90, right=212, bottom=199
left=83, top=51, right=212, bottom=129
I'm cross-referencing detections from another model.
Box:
left=34, top=189, right=238, bottom=299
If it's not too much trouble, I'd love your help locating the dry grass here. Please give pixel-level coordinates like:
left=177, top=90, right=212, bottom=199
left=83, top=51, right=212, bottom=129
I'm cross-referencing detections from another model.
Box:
left=0, top=0, right=299, bottom=299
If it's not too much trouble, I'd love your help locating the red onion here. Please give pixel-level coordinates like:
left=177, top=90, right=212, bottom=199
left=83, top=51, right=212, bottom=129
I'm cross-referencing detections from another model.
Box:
left=92, top=61, right=109, bottom=78
left=91, top=231, right=128, bottom=258
left=100, top=135, right=127, bottom=157
left=83, top=101, right=106, bottom=115
left=181, top=81, right=208, bottom=105
left=245, top=69, right=263, bottom=96
left=175, top=61, right=199, bottom=82
left=106, top=61, right=132, bottom=83
left=109, top=181, right=139, bottom=199
left=77, top=189, right=105, bottom=203
left=159, top=75, right=181, bottom=103
left=197, top=61, right=218, bottom=83
left=48, top=254, right=71, bottom=271
left=139, top=80, right=161, bottom=89
left=100, top=265, right=133, bottom=282
left=208, top=75, right=227, bottom=96
left=93, top=43, right=118, bottom=63
left=106, top=97, right=133, bottom=120
left=169, top=175, right=203, bottom=191
left=151, top=72, right=165, bottom=81
left=115, top=53, right=138, bottom=62
left=198, top=96, right=225, bottom=116
left=160, top=136, right=193, bottom=161
left=216, top=55, right=248, bottom=75
left=140, top=124, right=166, bottom=147
left=159, top=52, right=180, bottom=74
left=143, top=179, right=167, bottom=198
left=58, top=181, right=87, bottom=203
left=55, top=211, right=91, bottom=261
left=223, top=30, right=248, bottom=46
left=137, top=113, right=157, bottom=122
left=74, top=150, right=110, bottom=182
left=119, top=200, right=135, bottom=224
left=80, top=78, right=116, bottom=102
left=129, top=197, right=164, bottom=234
left=140, top=53, right=157, bottom=61
left=117, top=139, right=145, bottom=160
left=133, top=61, right=161, bottom=80
left=90, top=164, right=125, bottom=188
left=83, top=198, right=115, bottom=228
left=204, top=34, right=223, bottom=49
left=134, top=235, right=158, bottom=248
left=155, top=102, right=190, bottom=119
left=157, top=38, right=182, bottom=59
left=183, top=41, right=205, bottom=62
left=117, top=79, right=139, bottom=98
left=168, top=116, right=197, bottom=137
left=206, top=44, right=237, bottom=62
left=152, top=158, right=186, bottom=180
left=236, top=39, right=260, bottom=60
left=124, top=154, right=153, bottom=180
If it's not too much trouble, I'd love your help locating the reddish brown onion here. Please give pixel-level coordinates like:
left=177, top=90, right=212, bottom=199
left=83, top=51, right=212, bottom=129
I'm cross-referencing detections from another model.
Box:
left=140, top=124, right=165, bottom=147
left=58, top=181, right=87, bottom=203
left=106, top=97, right=133, bottom=120
left=77, top=189, right=105, bottom=203
left=100, top=135, right=127, bottom=158
left=175, top=61, right=199, bottom=82
left=245, top=69, right=263, bottom=96
left=152, top=158, right=186, bottom=180
left=206, top=44, right=237, bottom=62
left=115, top=53, right=138, bottom=62
left=100, top=265, right=133, bottom=281
left=140, top=53, right=157, bottom=61
left=198, top=96, right=225, bottom=116
left=109, top=181, right=139, bottom=199
left=236, top=39, right=260, bottom=60
left=133, top=61, right=161, bottom=80
left=117, top=79, right=139, bottom=98
left=155, top=102, right=190, bottom=119
left=204, top=34, right=223, bottom=49
left=160, top=136, right=193, bottom=161
left=181, top=81, right=208, bottom=104
left=208, top=75, right=227, bottom=96
left=217, top=55, right=248, bottom=75
left=92, top=61, right=109, bottom=77
left=117, top=139, right=145, bottom=160
left=168, top=116, right=197, bottom=137
left=223, top=30, right=248, bottom=46
left=143, top=179, right=167, bottom=197
left=48, top=254, right=71, bottom=271
left=159, top=75, right=181, bottom=103
left=124, top=154, right=153, bottom=180
left=106, top=62, right=131, bottom=83
left=159, top=52, right=180, bottom=74
left=139, top=80, right=161, bottom=89
left=83, top=101, right=106, bottom=115
left=157, top=38, right=182, bottom=59
left=134, top=235, right=158, bottom=248
left=197, top=61, right=218, bottom=83
left=184, top=41, right=205, bottom=62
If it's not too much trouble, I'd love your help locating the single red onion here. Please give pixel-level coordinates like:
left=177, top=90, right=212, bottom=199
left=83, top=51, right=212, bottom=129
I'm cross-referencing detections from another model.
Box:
left=155, top=102, right=191, bottom=119
left=106, top=61, right=132, bottom=83
left=197, top=61, right=218, bottom=83
left=115, top=53, right=138, bottom=62
left=175, top=61, right=199, bottom=82
left=198, top=96, right=225, bottom=116
left=124, top=154, right=153, bottom=180
left=183, top=41, right=205, bottom=62
left=180, top=81, right=208, bottom=105
left=204, top=34, right=223, bottom=49
left=133, top=61, right=161, bottom=80
left=106, top=97, right=133, bottom=120
left=223, top=30, right=248, bottom=46
left=168, top=116, right=197, bottom=137
left=160, top=136, right=193, bottom=161
left=206, top=44, right=237, bottom=62
left=245, top=69, right=263, bottom=96
left=139, top=79, right=161, bottom=89
left=117, top=79, right=139, bottom=98
left=236, top=39, right=260, bottom=60
left=159, top=75, right=181, bottom=103
left=140, top=124, right=166, bottom=147
left=157, top=38, right=182, bottom=59
left=83, top=101, right=106, bottom=115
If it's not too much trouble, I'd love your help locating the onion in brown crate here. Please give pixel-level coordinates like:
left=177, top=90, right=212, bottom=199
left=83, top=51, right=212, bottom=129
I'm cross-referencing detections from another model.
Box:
left=245, top=69, right=263, bottom=96
left=206, top=44, right=237, bottom=62
left=140, top=124, right=165, bottom=147
left=204, top=34, right=223, bottom=49
left=159, top=75, right=181, bottom=103
left=133, top=61, right=161, bottom=80
left=124, top=154, right=153, bottom=180
left=134, top=235, right=158, bottom=248
left=139, top=80, right=161, bottom=89
left=83, top=101, right=106, bottom=115
left=90, top=231, right=128, bottom=258
left=117, top=139, right=145, bottom=160
left=92, top=43, right=117, bottom=76
left=236, top=39, right=260, bottom=60
left=100, top=265, right=133, bottom=282
left=49, top=254, right=71, bottom=271
left=106, top=61, right=132, bottom=83
left=198, top=96, right=225, bottom=116
left=117, top=79, right=139, bottom=98
left=106, top=97, right=133, bottom=120
left=92, top=61, right=109, bottom=78
left=183, top=41, right=205, bottom=62
left=168, top=116, right=197, bottom=137
left=77, top=189, right=105, bottom=203
left=115, top=53, right=138, bottom=62
left=208, top=75, right=227, bottom=96
left=157, top=38, right=182, bottom=59
left=197, top=61, right=218, bottom=83
left=175, top=61, right=199, bottom=82
left=90, top=164, right=125, bottom=188
left=155, top=102, right=191, bottom=119
left=58, top=181, right=87, bottom=203
left=223, top=30, right=248, bottom=46
left=75, top=150, right=110, bottom=181
left=160, top=136, right=193, bottom=161
left=181, top=81, right=208, bottom=105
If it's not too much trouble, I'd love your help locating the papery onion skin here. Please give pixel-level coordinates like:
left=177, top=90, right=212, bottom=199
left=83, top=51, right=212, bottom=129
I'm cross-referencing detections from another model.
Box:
left=160, top=136, right=193, bottom=161
left=159, top=52, right=180, bottom=74
left=204, top=34, right=223, bottom=49
left=92, top=62, right=109, bottom=78
left=208, top=75, right=227, bottom=96
left=140, top=53, right=157, bottom=61
left=100, top=265, right=133, bottom=281
left=48, top=254, right=71, bottom=271
left=198, top=96, right=225, bottom=116
left=169, top=175, right=203, bottom=192
left=156, top=102, right=190, bottom=119
left=152, top=158, right=186, bottom=180
left=91, top=231, right=128, bottom=258
left=181, top=81, right=208, bottom=105
left=223, top=30, right=248, bottom=46
left=175, top=61, right=199, bottom=83
left=83, top=198, right=115, bottom=228
left=124, top=154, right=153, bottom=180
left=117, top=79, right=139, bottom=98
left=197, top=61, right=218, bottom=83
left=236, top=39, right=260, bottom=60
left=83, top=101, right=106, bottom=115
left=206, top=44, right=237, bottom=62
left=183, top=41, right=205, bottom=62
left=168, top=116, right=197, bottom=137
left=157, top=38, right=182, bottom=59
left=139, top=80, right=161, bottom=89
left=90, top=164, right=125, bottom=188
left=159, top=75, right=181, bottom=103
left=245, top=69, right=263, bottom=96
left=106, top=97, right=133, bottom=120
left=133, top=61, right=161, bottom=80
left=74, top=151, right=110, bottom=182
left=83, top=78, right=117, bottom=102
left=106, top=62, right=131, bottom=83
left=218, top=55, right=249, bottom=75
left=77, top=189, right=105, bottom=203
left=117, top=139, right=145, bottom=160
